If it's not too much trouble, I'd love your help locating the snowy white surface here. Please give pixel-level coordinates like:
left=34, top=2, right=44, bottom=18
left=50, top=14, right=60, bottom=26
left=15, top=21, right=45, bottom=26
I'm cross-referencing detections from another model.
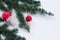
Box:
left=0, top=0, right=60, bottom=40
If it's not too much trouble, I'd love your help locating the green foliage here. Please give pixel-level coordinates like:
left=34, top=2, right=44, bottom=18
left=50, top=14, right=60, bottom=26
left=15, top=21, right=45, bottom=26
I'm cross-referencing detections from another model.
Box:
left=0, top=24, right=26, bottom=40
left=15, top=10, right=30, bottom=32
left=0, top=17, right=3, bottom=22
left=0, top=0, right=54, bottom=40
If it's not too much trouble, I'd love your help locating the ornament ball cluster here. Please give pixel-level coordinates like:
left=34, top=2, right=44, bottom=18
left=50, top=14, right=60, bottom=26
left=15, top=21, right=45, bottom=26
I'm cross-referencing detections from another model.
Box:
left=2, top=11, right=32, bottom=22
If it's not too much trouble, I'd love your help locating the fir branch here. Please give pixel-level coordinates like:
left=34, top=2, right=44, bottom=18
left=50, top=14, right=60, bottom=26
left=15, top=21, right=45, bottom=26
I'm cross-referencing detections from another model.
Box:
left=10, top=1, right=30, bottom=32
left=0, top=24, right=8, bottom=31
left=15, top=10, right=30, bottom=32
left=0, top=1, right=10, bottom=12
left=0, top=17, right=3, bottom=22
left=2, top=1, right=13, bottom=12
left=20, top=0, right=41, bottom=6
left=0, top=1, right=7, bottom=11
left=37, top=8, right=54, bottom=16
left=1, top=29, right=26, bottom=40
left=0, top=24, right=26, bottom=40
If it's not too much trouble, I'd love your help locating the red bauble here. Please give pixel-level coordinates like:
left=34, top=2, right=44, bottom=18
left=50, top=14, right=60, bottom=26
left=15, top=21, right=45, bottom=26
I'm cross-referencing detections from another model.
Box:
left=2, top=11, right=12, bottom=21
left=26, top=15, right=32, bottom=22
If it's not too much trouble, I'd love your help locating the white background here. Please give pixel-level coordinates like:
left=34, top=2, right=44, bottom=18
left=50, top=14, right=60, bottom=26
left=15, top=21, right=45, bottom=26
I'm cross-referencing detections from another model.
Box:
left=0, top=0, right=60, bottom=40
